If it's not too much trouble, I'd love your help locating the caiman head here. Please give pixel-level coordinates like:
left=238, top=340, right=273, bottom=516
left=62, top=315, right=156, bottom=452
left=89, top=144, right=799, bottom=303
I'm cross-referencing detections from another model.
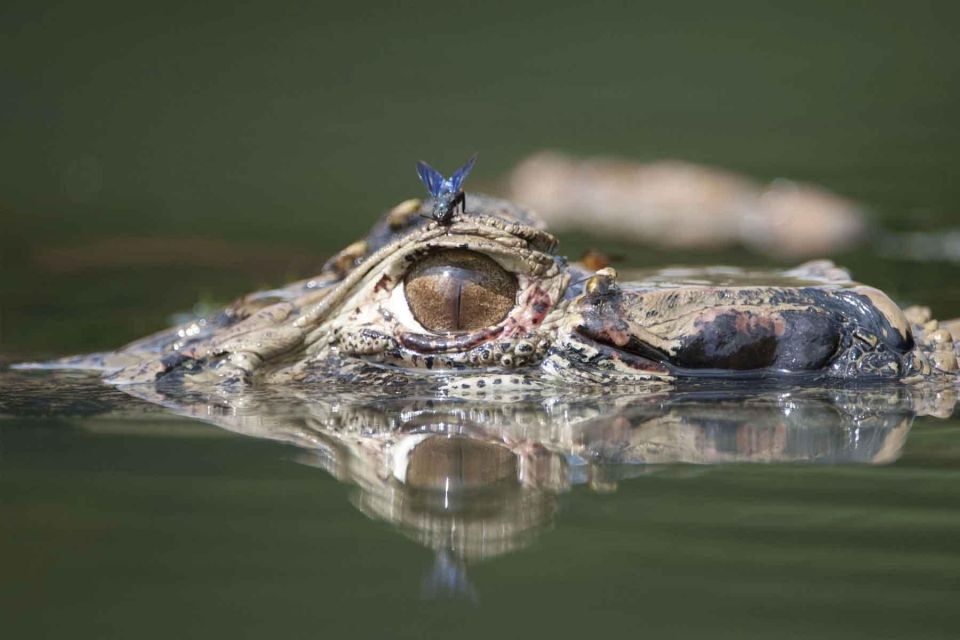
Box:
left=36, top=193, right=952, bottom=388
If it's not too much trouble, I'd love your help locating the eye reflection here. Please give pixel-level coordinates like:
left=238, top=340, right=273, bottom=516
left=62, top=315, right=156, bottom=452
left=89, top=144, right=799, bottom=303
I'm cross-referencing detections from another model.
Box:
left=405, top=436, right=519, bottom=490
left=404, top=249, right=517, bottom=333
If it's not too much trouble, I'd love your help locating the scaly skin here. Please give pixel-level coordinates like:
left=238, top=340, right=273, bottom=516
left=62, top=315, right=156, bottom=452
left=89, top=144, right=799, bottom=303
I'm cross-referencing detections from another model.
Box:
left=22, top=193, right=959, bottom=390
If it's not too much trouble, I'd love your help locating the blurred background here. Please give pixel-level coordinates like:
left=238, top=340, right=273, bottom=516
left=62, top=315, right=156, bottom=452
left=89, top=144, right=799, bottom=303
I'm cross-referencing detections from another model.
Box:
left=2, top=0, right=959, bottom=357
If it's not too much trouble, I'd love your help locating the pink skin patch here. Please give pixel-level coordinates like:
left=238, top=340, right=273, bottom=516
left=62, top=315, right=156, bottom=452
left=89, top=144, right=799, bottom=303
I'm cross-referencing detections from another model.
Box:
left=373, top=274, right=393, bottom=293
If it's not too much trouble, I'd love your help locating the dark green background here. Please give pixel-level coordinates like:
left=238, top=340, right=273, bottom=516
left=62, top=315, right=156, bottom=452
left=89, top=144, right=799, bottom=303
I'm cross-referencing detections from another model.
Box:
left=2, top=2, right=960, bottom=638
left=3, top=0, right=960, bottom=354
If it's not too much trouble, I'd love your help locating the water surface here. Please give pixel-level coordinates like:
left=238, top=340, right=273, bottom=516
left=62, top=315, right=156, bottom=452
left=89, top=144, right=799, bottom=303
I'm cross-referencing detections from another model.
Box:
left=3, top=366, right=960, bottom=638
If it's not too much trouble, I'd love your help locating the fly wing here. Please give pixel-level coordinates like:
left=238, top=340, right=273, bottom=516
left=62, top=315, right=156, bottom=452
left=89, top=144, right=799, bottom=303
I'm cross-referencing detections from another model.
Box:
left=449, top=153, right=477, bottom=192
left=416, top=160, right=444, bottom=197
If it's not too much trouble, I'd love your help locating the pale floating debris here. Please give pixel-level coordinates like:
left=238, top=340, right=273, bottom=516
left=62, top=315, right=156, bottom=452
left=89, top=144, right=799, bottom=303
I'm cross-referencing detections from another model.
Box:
left=507, top=150, right=866, bottom=257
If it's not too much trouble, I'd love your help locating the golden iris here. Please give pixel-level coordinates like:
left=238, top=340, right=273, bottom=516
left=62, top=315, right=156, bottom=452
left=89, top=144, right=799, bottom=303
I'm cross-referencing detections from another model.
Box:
left=404, top=249, right=517, bottom=333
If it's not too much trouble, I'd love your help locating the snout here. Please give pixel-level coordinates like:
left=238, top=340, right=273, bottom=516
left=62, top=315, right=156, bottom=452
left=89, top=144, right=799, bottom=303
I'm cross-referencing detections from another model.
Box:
left=545, top=280, right=920, bottom=382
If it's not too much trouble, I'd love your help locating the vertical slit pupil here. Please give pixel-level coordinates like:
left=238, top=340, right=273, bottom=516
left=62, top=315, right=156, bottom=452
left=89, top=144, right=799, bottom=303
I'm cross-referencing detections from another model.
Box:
left=404, top=249, right=518, bottom=333
left=454, top=281, right=463, bottom=331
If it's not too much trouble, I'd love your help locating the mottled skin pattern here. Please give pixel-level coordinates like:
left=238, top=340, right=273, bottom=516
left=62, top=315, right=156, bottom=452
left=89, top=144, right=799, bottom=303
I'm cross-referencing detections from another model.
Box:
left=29, top=193, right=960, bottom=390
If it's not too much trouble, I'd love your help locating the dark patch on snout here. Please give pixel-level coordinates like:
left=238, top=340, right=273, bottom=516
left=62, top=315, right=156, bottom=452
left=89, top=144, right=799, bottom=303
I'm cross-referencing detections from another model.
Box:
left=771, top=288, right=914, bottom=353
left=674, top=310, right=840, bottom=371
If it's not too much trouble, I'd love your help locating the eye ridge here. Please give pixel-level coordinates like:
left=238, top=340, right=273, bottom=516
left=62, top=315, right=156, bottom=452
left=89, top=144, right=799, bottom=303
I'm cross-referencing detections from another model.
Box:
left=404, top=249, right=518, bottom=333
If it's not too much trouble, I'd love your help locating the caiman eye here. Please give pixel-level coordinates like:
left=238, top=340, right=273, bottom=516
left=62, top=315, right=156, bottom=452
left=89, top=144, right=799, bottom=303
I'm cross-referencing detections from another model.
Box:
left=404, top=249, right=517, bottom=333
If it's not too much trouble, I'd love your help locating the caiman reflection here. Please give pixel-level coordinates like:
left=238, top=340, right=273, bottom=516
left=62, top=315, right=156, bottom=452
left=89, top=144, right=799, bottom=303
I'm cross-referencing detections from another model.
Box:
left=109, top=379, right=954, bottom=599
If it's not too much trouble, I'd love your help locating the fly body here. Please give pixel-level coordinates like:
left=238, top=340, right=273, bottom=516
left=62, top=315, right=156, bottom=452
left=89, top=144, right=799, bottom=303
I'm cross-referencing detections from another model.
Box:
left=416, top=154, right=477, bottom=225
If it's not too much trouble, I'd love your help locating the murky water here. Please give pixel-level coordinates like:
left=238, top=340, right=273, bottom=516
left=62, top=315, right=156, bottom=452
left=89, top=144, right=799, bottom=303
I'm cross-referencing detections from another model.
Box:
left=4, top=1, right=960, bottom=637
left=3, top=367, right=960, bottom=638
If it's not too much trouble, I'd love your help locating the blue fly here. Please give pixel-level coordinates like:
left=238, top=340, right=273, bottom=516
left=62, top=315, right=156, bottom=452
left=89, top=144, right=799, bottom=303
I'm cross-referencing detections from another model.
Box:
left=415, top=154, right=477, bottom=225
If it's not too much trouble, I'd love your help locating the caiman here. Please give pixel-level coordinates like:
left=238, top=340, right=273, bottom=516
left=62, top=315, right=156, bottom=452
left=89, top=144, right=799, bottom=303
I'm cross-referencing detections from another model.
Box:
left=18, top=160, right=959, bottom=391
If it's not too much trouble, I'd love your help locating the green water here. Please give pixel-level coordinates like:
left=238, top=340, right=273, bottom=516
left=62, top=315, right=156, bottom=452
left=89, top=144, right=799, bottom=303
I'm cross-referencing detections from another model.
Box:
left=3, top=1, right=960, bottom=638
